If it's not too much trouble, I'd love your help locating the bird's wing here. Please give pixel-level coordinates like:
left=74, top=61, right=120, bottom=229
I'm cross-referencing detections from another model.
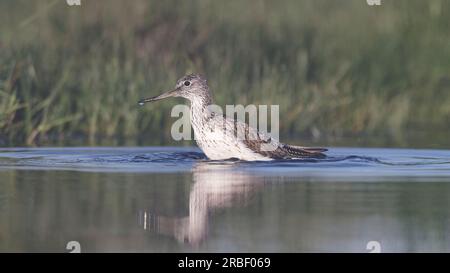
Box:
left=278, top=144, right=327, bottom=158
left=212, top=114, right=327, bottom=159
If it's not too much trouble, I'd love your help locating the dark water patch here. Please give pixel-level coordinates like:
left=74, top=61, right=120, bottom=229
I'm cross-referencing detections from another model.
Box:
left=131, top=152, right=207, bottom=162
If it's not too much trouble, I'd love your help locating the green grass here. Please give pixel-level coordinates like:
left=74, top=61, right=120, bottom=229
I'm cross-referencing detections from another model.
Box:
left=1, top=0, right=449, bottom=148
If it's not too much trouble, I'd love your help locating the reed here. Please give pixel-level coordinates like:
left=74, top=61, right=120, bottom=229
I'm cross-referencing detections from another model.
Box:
left=0, top=0, right=449, bottom=147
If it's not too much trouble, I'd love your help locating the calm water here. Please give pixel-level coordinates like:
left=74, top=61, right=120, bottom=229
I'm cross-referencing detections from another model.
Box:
left=1, top=147, right=450, bottom=252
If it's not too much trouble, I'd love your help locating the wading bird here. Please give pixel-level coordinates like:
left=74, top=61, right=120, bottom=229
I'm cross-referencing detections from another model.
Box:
left=139, top=74, right=327, bottom=161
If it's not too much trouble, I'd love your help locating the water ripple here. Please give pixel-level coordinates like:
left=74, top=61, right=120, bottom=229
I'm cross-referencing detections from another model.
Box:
left=0, top=147, right=449, bottom=177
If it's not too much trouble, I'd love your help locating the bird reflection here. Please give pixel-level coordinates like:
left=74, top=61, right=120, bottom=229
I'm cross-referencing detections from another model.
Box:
left=138, top=162, right=263, bottom=246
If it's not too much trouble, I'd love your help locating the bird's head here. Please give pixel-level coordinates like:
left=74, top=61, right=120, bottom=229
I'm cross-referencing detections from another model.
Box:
left=138, top=74, right=210, bottom=105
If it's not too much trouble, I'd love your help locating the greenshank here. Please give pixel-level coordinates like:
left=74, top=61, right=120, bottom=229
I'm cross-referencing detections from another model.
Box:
left=139, top=74, right=327, bottom=161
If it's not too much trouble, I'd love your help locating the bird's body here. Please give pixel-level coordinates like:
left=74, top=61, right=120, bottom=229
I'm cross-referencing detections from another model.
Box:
left=190, top=99, right=271, bottom=161
left=139, top=74, right=327, bottom=161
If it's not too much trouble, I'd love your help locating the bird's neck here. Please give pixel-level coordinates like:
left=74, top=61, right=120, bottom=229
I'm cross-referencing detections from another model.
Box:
left=190, top=95, right=213, bottom=129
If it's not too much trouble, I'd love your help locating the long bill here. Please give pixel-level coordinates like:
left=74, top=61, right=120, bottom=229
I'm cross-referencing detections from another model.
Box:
left=138, top=87, right=180, bottom=105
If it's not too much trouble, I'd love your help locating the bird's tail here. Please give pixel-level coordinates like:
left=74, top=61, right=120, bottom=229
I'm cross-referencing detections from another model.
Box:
left=281, top=144, right=327, bottom=158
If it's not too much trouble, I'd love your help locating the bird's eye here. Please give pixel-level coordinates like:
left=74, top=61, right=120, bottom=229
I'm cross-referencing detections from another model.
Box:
left=184, top=81, right=191, bottom=86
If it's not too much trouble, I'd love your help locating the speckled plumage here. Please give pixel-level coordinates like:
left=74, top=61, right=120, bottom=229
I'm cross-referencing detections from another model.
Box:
left=139, top=74, right=327, bottom=161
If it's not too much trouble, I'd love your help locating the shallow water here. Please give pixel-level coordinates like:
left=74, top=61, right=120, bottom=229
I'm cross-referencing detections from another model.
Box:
left=1, top=147, right=450, bottom=252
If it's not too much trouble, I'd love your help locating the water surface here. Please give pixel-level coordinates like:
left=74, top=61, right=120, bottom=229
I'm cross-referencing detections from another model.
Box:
left=1, top=147, right=450, bottom=252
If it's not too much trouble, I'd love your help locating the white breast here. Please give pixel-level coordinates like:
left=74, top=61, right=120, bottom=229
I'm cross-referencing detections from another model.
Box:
left=195, top=128, right=271, bottom=161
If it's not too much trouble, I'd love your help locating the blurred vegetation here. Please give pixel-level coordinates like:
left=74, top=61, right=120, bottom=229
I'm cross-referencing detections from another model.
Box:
left=0, top=0, right=449, bottom=148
